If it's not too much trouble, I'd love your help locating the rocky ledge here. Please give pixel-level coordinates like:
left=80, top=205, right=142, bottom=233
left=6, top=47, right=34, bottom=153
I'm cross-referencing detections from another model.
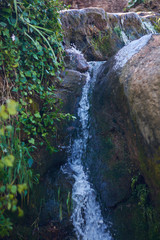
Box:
left=60, top=8, right=156, bottom=61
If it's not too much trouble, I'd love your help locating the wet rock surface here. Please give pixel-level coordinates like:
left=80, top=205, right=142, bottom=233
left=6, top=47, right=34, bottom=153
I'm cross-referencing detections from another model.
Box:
left=56, top=48, right=88, bottom=114
left=64, top=48, right=89, bottom=72
left=93, top=34, right=160, bottom=210
left=60, top=8, right=151, bottom=61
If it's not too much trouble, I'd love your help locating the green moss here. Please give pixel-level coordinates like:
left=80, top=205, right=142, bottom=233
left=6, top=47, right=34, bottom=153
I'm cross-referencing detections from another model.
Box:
left=114, top=26, right=122, bottom=38
left=90, top=31, right=112, bottom=56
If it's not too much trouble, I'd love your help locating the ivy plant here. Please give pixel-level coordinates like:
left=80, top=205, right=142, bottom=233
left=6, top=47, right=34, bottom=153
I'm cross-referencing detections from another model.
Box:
left=0, top=0, right=71, bottom=237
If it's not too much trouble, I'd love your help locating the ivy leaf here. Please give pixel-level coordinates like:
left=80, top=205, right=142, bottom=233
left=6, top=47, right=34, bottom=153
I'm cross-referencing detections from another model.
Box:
left=6, top=125, right=13, bottom=132
left=25, top=71, right=32, bottom=77
left=28, top=138, right=35, bottom=144
left=0, top=161, right=4, bottom=168
left=3, top=155, right=15, bottom=167
left=11, top=185, right=17, bottom=194
left=12, top=63, right=19, bottom=68
left=3, top=29, right=9, bottom=37
left=7, top=99, right=18, bottom=115
left=0, top=186, right=6, bottom=193
left=33, top=54, right=38, bottom=60
left=0, top=105, right=9, bottom=120
left=18, top=207, right=24, bottom=217
left=8, top=202, right=12, bottom=210
left=34, top=112, right=41, bottom=118
left=12, top=87, right=18, bottom=92
left=0, top=128, right=5, bottom=136
left=18, top=184, right=27, bottom=194
left=0, top=22, right=7, bottom=27
left=12, top=205, right=17, bottom=212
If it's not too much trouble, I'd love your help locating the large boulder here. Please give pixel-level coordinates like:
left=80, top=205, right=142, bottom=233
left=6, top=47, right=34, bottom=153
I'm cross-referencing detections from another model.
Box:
left=93, top=34, right=160, bottom=208
left=60, top=8, right=155, bottom=61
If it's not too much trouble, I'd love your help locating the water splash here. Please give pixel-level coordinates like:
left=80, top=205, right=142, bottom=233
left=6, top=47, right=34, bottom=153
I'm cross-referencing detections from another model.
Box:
left=66, top=45, right=83, bottom=55
left=64, top=61, right=112, bottom=240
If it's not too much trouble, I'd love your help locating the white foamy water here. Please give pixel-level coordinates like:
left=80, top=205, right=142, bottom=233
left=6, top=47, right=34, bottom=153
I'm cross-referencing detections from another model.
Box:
left=121, top=31, right=130, bottom=45
left=64, top=61, right=112, bottom=240
left=119, top=13, right=155, bottom=45
left=142, top=20, right=157, bottom=34
left=114, top=34, right=152, bottom=70
left=66, top=45, right=83, bottom=55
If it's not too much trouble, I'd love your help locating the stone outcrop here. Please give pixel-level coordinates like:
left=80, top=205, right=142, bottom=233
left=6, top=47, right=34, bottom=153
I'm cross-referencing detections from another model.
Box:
left=63, top=0, right=128, bottom=12
left=93, top=34, right=160, bottom=208
left=60, top=8, right=155, bottom=61
left=57, top=48, right=88, bottom=114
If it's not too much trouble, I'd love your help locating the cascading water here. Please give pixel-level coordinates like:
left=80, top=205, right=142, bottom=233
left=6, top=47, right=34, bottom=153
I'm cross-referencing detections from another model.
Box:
left=141, top=19, right=157, bottom=34
left=62, top=26, right=154, bottom=238
left=62, top=61, right=112, bottom=240
left=120, top=14, right=156, bottom=46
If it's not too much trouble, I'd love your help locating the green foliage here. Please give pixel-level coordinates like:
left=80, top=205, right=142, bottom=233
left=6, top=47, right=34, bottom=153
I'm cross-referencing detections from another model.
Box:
left=0, top=0, right=71, bottom=153
left=114, top=26, right=122, bottom=38
left=90, top=31, right=111, bottom=55
left=131, top=175, right=150, bottom=212
left=66, top=191, right=71, bottom=215
left=131, top=174, right=160, bottom=239
left=57, top=187, right=72, bottom=221
left=0, top=0, right=72, bottom=237
left=154, top=18, right=160, bottom=33
left=0, top=101, right=33, bottom=237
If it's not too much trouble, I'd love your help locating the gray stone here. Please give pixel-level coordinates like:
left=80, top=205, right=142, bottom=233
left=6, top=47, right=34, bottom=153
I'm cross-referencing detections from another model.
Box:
left=65, top=48, right=89, bottom=72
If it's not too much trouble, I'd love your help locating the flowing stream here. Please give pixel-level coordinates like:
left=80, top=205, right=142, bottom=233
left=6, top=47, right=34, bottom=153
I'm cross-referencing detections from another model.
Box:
left=62, top=61, right=112, bottom=240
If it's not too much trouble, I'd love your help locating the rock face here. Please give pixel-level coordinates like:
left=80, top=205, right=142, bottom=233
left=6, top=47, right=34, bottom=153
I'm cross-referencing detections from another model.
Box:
left=63, top=0, right=128, bottom=12
left=57, top=48, right=88, bottom=114
left=93, top=34, right=160, bottom=208
left=61, top=8, right=154, bottom=61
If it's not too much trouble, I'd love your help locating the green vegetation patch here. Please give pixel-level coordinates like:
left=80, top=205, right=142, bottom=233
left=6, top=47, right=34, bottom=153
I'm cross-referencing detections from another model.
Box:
left=0, top=0, right=72, bottom=237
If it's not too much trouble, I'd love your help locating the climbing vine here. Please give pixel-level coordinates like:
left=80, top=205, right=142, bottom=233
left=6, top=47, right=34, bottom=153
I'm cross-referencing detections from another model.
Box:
left=0, top=0, right=71, bottom=236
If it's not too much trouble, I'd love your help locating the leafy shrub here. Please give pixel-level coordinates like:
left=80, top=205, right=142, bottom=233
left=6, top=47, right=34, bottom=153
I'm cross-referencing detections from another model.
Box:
left=0, top=100, right=32, bottom=237
left=0, top=0, right=71, bottom=237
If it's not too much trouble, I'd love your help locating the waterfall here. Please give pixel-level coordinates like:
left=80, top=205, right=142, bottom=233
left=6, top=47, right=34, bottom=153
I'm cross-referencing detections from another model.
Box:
left=120, top=31, right=130, bottom=45
left=62, top=61, right=112, bottom=240
left=142, top=19, right=157, bottom=34
left=119, top=14, right=156, bottom=46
